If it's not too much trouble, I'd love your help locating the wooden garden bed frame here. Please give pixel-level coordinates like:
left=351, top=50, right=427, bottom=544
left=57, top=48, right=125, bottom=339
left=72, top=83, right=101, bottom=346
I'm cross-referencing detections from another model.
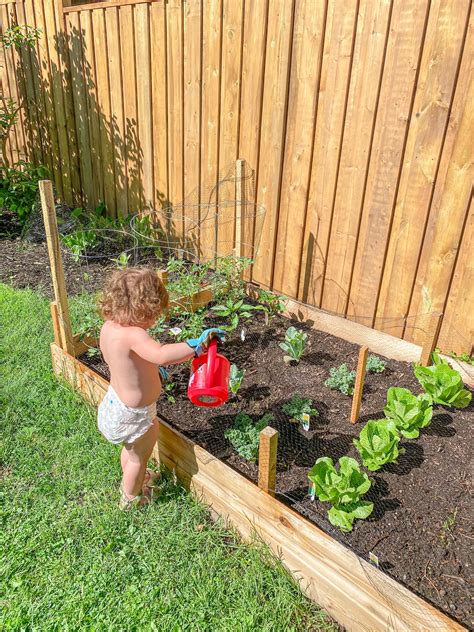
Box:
left=40, top=180, right=469, bottom=631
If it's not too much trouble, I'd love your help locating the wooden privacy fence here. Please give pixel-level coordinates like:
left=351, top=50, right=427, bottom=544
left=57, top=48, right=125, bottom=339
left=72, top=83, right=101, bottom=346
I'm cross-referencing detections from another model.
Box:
left=1, top=0, right=473, bottom=355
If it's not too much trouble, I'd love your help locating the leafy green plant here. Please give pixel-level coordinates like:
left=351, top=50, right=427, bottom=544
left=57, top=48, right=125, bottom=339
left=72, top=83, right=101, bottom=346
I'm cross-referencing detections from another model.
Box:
left=73, top=295, right=103, bottom=340
left=308, top=457, right=373, bottom=532
left=211, top=297, right=260, bottom=331
left=62, top=229, right=99, bottom=262
left=224, top=413, right=274, bottom=461
left=229, top=364, right=245, bottom=395
left=324, top=364, right=355, bottom=396
left=353, top=419, right=403, bottom=471
left=257, top=289, right=285, bottom=324
left=111, top=252, right=131, bottom=269
left=383, top=387, right=433, bottom=438
left=148, top=314, right=167, bottom=338
left=175, top=310, right=207, bottom=342
left=435, top=349, right=474, bottom=366
left=282, top=395, right=318, bottom=425
left=166, top=258, right=210, bottom=305
left=279, top=326, right=307, bottom=364
left=366, top=354, right=386, bottom=374
left=0, top=161, right=49, bottom=225
left=414, top=352, right=471, bottom=409
left=211, top=255, right=252, bottom=302
left=164, top=381, right=176, bottom=404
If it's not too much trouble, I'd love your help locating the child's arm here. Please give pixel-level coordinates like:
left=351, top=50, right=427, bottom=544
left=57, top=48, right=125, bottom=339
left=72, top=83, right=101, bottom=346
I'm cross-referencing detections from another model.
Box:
left=131, top=329, right=194, bottom=365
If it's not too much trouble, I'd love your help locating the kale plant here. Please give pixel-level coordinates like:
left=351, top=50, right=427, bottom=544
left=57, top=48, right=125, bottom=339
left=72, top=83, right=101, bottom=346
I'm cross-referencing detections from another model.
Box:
left=224, top=413, right=274, bottom=461
left=324, top=364, right=356, bottom=395
left=414, top=353, right=472, bottom=409
left=353, top=419, right=403, bottom=471
left=308, top=456, right=373, bottom=532
left=383, top=387, right=433, bottom=438
left=366, top=354, right=386, bottom=374
left=279, top=326, right=307, bottom=363
left=282, top=395, right=318, bottom=425
left=229, top=364, right=245, bottom=395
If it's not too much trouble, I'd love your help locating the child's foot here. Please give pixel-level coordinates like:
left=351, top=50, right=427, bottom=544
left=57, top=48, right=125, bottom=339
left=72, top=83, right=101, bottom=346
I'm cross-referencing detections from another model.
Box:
left=119, top=483, right=152, bottom=511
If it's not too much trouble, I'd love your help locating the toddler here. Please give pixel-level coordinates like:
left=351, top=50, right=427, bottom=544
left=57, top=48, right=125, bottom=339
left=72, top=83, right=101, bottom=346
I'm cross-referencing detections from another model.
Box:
left=97, top=267, right=223, bottom=509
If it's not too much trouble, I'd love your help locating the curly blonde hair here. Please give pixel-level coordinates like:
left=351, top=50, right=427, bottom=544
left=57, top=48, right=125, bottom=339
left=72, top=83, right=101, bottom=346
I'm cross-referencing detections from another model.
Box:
left=100, top=267, right=169, bottom=326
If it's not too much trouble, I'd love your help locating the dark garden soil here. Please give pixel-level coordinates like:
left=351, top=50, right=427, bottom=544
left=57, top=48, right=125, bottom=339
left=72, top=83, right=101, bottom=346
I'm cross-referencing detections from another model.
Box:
left=81, top=310, right=474, bottom=629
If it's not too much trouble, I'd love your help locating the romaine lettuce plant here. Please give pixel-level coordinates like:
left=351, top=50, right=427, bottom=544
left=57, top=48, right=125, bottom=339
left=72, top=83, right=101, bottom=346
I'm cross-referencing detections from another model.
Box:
left=282, top=395, right=318, bottom=424
left=414, top=353, right=472, bottom=409
left=353, top=419, right=403, bottom=471
left=384, top=387, right=433, bottom=438
left=224, top=413, right=274, bottom=461
left=229, top=364, right=245, bottom=395
left=279, top=326, right=307, bottom=363
left=308, top=456, right=373, bottom=532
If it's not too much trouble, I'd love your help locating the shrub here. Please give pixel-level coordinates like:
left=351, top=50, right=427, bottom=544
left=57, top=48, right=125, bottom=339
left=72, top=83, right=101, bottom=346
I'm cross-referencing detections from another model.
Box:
left=0, top=162, right=49, bottom=225
left=366, top=354, right=386, bottom=374
left=383, top=387, right=433, bottom=438
left=324, top=364, right=355, bottom=395
left=353, top=419, right=403, bottom=471
left=308, top=456, right=373, bottom=532
left=414, top=352, right=471, bottom=409
left=279, top=326, right=307, bottom=363
left=224, top=413, right=274, bottom=461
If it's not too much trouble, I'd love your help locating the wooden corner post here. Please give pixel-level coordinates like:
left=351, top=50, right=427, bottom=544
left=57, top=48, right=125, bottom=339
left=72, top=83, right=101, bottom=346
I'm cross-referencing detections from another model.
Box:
left=235, top=159, right=246, bottom=260
left=39, top=180, right=75, bottom=355
left=350, top=345, right=369, bottom=424
left=420, top=312, right=443, bottom=367
left=258, top=426, right=278, bottom=496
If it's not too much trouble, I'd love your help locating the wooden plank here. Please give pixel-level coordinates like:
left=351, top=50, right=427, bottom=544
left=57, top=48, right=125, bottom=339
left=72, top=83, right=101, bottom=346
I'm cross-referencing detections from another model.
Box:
left=0, top=5, right=15, bottom=166
left=92, top=7, right=116, bottom=215
left=347, top=0, right=429, bottom=327
left=166, top=0, right=184, bottom=236
left=297, top=0, right=358, bottom=306
left=66, top=12, right=94, bottom=208
left=320, top=0, right=392, bottom=316
left=64, top=0, right=160, bottom=13
left=53, top=343, right=465, bottom=631
left=234, top=159, right=244, bottom=258
left=437, top=195, right=473, bottom=356
left=135, top=2, right=154, bottom=212
left=350, top=345, right=368, bottom=423
left=1, top=4, right=22, bottom=165
left=419, top=312, right=443, bottom=367
left=258, top=426, right=278, bottom=496
left=406, top=11, right=473, bottom=347
left=272, top=0, right=325, bottom=296
left=40, top=181, right=74, bottom=355
left=216, top=0, right=243, bottom=258
left=104, top=6, right=127, bottom=215
left=375, top=0, right=471, bottom=339
left=118, top=4, right=140, bottom=212
left=150, top=0, right=169, bottom=209
left=199, top=0, right=222, bottom=261
left=50, top=302, right=61, bottom=347
left=183, top=0, right=201, bottom=256
left=251, top=0, right=294, bottom=288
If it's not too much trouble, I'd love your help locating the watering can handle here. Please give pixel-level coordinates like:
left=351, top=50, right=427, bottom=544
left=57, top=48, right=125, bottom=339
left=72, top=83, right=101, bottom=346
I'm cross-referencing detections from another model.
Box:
left=206, top=338, right=218, bottom=385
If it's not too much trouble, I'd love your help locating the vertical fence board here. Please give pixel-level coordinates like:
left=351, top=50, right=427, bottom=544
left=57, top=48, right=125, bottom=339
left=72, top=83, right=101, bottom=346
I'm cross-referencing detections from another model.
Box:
left=297, top=0, right=358, bottom=306
left=320, top=0, right=391, bottom=316
left=251, top=0, right=294, bottom=288
left=151, top=0, right=168, bottom=210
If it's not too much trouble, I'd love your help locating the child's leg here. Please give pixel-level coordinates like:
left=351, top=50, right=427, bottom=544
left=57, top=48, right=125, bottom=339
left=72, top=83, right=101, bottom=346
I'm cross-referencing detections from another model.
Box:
left=122, top=419, right=159, bottom=499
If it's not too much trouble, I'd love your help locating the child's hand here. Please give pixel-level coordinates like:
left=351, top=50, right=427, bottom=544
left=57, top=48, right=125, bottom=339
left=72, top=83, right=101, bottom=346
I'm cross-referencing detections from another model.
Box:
left=186, top=328, right=226, bottom=356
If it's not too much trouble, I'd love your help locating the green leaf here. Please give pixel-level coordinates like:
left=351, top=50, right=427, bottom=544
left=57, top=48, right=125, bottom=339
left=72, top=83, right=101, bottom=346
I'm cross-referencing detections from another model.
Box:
left=414, top=362, right=471, bottom=409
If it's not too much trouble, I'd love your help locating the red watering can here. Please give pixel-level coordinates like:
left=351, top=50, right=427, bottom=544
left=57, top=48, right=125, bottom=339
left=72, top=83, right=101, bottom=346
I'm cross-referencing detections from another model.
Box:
left=187, top=338, right=230, bottom=407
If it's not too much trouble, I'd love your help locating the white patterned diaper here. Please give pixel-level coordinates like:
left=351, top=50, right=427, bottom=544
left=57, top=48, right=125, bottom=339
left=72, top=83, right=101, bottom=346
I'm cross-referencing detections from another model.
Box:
left=98, top=386, right=157, bottom=445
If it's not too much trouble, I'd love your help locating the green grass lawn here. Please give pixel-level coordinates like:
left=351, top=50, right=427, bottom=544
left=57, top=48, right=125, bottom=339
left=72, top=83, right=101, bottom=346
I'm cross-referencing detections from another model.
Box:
left=0, top=284, right=336, bottom=631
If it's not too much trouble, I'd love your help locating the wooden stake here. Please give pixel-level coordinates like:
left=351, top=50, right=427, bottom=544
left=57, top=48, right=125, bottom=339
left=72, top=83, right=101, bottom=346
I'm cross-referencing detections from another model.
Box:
left=258, top=426, right=278, bottom=496
left=50, top=302, right=61, bottom=347
left=419, top=312, right=443, bottom=367
left=234, top=159, right=245, bottom=259
left=40, top=180, right=75, bottom=355
left=350, top=345, right=369, bottom=424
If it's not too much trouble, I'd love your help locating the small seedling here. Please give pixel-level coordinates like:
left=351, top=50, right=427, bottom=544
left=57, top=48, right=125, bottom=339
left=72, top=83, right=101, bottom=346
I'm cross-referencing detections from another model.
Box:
left=148, top=315, right=167, bottom=338
left=111, top=251, right=131, bottom=269
left=257, top=289, right=285, bottom=324
left=282, top=395, right=318, bottom=428
left=279, top=326, right=307, bottom=364
left=366, top=354, right=386, bottom=374
left=176, top=311, right=207, bottom=341
left=440, top=508, right=458, bottom=545
left=164, top=382, right=176, bottom=404
left=224, top=413, right=274, bottom=461
left=211, top=298, right=260, bottom=331
left=86, top=347, right=100, bottom=359
left=324, top=364, right=356, bottom=395
left=229, top=364, right=245, bottom=395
